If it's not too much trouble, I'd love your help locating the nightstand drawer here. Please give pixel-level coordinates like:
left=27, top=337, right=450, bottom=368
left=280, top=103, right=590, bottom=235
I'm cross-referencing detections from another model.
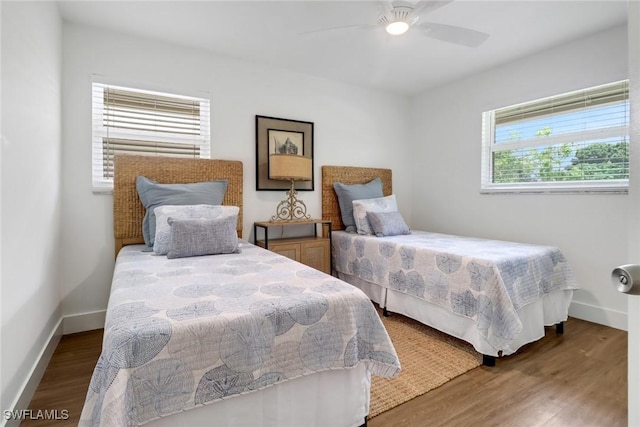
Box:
left=267, top=242, right=302, bottom=262
left=300, top=239, right=330, bottom=273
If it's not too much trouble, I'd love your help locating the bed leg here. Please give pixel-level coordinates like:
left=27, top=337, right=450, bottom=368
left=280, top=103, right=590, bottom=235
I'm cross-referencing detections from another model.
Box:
left=382, top=307, right=389, bottom=317
left=482, top=354, right=496, bottom=367
left=556, top=321, right=564, bottom=334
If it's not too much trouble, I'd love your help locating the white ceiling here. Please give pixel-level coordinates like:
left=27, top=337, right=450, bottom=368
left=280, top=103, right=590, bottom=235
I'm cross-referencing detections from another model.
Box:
left=56, top=0, right=628, bottom=95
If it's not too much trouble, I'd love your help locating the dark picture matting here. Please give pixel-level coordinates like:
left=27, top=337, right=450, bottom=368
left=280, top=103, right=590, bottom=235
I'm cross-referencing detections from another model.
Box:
left=256, top=115, right=314, bottom=191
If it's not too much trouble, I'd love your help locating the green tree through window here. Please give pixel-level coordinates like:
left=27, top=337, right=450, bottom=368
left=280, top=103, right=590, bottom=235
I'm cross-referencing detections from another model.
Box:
left=492, top=126, right=629, bottom=184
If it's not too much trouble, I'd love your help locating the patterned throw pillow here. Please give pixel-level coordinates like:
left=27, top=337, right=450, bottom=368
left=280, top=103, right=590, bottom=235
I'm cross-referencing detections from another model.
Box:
left=352, top=195, right=398, bottom=235
left=153, top=205, right=239, bottom=255
left=166, top=215, right=240, bottom=259
left=333, top=178, right=383, bottom=233
left=366, top=211, right=411, bottom=237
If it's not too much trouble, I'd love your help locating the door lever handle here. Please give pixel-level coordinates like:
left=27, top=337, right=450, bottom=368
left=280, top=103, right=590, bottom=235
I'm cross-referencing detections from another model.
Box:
left=612, top=264, right=640, bottom=295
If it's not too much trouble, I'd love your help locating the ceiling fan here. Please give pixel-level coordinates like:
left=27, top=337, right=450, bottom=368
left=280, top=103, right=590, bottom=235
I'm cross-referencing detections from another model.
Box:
left=309, top=1, right=490, bottom=48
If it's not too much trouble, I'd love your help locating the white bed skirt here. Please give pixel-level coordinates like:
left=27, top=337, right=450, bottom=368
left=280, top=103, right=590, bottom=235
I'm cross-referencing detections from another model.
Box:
left=145, top=363, right=370, bottom=427
left=337, top=272, right=573, bottom=357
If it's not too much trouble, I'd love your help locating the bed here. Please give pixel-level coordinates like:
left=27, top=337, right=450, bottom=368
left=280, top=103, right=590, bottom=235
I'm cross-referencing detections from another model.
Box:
left=321, top=165, right=579, bottom=365
left=79, top=156, right=400, bottom=427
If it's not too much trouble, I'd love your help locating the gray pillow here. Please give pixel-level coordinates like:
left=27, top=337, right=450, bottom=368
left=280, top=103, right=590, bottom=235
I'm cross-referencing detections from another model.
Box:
left=166, top=215, right=239, bottom=259
left=136, top=176, right=228, bottom=247
left=333, top=178, right=383, bottom=233
left=367, top=211, right=411, bottom=237
left=153, top=205, right=239, bottom=255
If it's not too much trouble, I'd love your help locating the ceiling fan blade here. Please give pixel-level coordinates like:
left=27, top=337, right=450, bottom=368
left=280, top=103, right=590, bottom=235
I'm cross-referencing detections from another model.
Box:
left=411, top=0, right=455, bottom=16
left=418, top=22, right=489, bottom=47
left=376, top=0, right=394, bottom=15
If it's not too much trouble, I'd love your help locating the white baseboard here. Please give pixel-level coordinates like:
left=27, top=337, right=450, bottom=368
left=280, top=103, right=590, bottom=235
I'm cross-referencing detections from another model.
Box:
left=2, top=319, right=63, bottom=427
left=569, top=300, right=627, bottom=331
left=62, top=310, right=106, bottom=335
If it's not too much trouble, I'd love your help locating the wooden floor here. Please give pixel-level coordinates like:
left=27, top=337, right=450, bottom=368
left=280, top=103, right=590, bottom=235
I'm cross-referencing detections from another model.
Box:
left=24, top=317, right=626, bottom=427
left=22, top=330, right=104, bottom=427
left=369, top=317, right=627, bottom=427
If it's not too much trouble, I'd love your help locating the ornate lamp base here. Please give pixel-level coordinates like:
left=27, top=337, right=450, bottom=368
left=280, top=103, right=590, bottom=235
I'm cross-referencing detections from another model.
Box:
left=271, top=180, right=311, bottom=222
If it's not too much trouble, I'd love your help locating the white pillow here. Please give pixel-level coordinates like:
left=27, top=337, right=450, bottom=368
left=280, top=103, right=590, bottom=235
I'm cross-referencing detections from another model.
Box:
left=352, top=195, right=398, bottom=235
left=153, top=204, right=239, bottom=255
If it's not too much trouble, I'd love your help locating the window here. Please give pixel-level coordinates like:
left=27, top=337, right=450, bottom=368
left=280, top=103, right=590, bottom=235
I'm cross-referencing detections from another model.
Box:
left=92, top=82, right=210, bottom=191
left=481, top=80, right=629, bottom=193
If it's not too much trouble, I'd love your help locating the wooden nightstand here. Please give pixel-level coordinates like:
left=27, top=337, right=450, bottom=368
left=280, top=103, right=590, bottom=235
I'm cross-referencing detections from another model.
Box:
left=254, top=219, right=332, bottom=275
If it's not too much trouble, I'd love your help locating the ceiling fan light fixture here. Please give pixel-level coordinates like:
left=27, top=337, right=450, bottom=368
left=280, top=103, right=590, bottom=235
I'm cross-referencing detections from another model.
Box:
left=386, top=20, right=409, bottom=35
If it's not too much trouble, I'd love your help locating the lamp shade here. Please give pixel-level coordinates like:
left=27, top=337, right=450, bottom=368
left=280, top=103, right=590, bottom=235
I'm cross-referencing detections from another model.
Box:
left=269, top=154, right=312, bottom=181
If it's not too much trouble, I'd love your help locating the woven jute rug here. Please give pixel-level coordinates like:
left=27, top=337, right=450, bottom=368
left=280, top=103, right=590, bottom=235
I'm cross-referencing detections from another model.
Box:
left=369, top=309, right=481, bottom=419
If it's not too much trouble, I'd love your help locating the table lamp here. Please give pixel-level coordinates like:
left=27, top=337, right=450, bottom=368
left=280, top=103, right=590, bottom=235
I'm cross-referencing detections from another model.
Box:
left=268, top=154, right=312, bottom=222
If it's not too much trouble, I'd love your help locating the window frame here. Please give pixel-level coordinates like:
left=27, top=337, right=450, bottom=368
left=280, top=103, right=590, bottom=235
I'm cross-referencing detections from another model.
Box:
left=481, top=80, right=629, bottom=194
left=91, top=80, right=211, bottom=193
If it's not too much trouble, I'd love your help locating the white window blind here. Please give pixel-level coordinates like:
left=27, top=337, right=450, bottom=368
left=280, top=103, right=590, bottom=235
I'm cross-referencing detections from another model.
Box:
left=481, top=80, right=629, bottom=193
left=92, top=83, right=211, bottom=191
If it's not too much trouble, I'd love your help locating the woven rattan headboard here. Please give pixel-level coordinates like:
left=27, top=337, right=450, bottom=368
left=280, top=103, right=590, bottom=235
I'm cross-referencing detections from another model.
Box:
left=113, top=155, right=243, bottom=256
left=321, top=166, right=392, bottom=231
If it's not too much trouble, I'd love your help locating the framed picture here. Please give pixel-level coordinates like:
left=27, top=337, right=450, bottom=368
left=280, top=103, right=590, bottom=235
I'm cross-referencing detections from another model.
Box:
left=256, top=115, right=314, bottom=191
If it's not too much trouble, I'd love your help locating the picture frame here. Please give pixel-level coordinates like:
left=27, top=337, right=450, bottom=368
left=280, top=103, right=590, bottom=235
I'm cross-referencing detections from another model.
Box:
left=256, top=115, right=314, bottom=191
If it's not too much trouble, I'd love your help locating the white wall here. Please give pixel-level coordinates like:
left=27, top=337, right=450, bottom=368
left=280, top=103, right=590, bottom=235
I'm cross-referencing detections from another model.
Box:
left=410, top=25, right=629, bottom=329
left=0, top=0, right=63, bottom=414
left=60, top=23, right=412, bottom=320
